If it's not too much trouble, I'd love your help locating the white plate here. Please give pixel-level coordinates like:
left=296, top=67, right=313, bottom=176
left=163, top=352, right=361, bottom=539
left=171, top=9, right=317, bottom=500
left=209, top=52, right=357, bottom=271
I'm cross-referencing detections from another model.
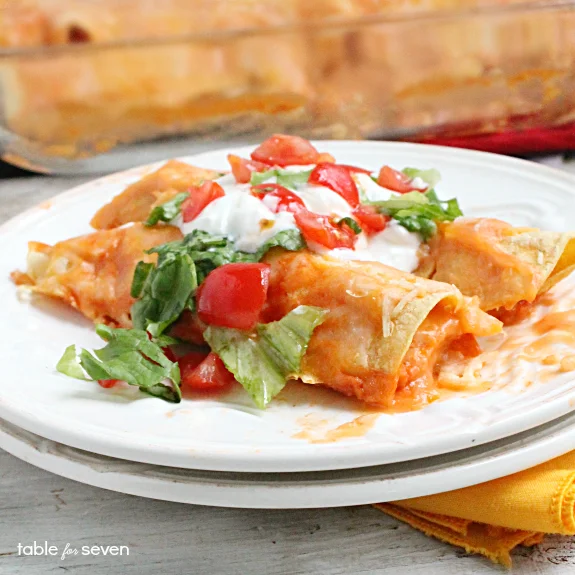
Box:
left=3, top=411, right=575, bottom=508
left=2, top=141, right=575, bottom=473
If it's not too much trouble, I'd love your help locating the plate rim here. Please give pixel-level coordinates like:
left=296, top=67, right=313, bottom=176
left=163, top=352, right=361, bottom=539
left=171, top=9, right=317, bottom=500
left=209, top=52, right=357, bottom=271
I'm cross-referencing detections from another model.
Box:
left=2, top=140, right=575, bottom=473
left=3, top=411, right=575, bottom=508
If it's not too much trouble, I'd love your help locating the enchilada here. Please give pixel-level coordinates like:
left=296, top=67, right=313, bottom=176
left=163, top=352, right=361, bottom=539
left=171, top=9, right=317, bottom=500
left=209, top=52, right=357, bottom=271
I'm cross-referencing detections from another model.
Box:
left=15, top=134, right=574, bottom=411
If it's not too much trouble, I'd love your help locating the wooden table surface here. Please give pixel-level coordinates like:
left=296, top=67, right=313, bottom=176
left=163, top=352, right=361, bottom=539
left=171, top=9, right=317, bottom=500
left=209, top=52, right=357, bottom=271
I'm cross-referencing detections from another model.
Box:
left=1, top=172, right=575, bottom=575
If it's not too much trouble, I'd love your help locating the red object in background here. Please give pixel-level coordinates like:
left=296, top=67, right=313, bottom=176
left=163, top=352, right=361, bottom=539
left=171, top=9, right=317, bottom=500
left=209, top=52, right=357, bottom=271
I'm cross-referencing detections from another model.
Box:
left=412, top=123, right=575, bottom=155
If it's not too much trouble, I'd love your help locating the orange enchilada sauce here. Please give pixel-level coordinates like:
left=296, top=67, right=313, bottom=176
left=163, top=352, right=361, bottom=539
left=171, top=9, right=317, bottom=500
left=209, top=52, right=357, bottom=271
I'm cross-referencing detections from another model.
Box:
left=390, top=308, right=482, bottom=411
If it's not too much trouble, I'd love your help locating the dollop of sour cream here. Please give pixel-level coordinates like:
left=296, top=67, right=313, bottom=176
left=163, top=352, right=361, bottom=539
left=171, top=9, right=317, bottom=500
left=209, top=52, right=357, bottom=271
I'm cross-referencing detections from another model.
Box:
left=328, top=221, right=422, bottom=272
left=181, top=193, right=296, bottom=253
left=177, top=164, right=423, bottom=272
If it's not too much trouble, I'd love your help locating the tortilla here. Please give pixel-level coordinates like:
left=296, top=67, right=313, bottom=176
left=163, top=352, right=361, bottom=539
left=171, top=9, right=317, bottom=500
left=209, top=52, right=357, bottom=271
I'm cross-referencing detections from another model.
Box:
left=421, top=218, right=575, bottom=313
left=13, top=223, right=182, bottom=327
left=90, top=160, right=220, bottom=230
left=263, top=251, right=502, bottom=406
left=13, top=227, right=502, bottom=407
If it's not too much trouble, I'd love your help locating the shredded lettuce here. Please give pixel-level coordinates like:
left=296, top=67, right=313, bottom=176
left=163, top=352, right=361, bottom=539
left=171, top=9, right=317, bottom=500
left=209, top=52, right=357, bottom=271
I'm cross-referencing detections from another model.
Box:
left=401, top=167, right=441, bottom=189
left=250, top=168, right=312, bottom=189
left=56, top=344, right=89, bottom=381
left=204, top=306, right=328, bottom=408
left=144, top=192, right=190, bottom=226
left=368, top=189, right=462, bottom=241
left=255, top=229, right=306, bottom=259
left=130, top=261, right=155, bottom=298
left=56, top=325, right=181, bottom=403
left=337, top=217, right=362, bottom=235
left=131, top=252, right=197, bottom=336
left=131, top=229, right=306, bottom=336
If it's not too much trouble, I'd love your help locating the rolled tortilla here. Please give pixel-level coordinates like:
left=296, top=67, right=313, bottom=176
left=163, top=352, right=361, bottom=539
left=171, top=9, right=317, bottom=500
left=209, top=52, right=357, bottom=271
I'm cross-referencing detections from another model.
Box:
left=13, top=230, right=502, bottom=407
left=422, top=218, right=575, bottom=314
left=90, top=160, right=220, bottom=230
left=12, top=223, right=182, bottom=327
left=263, top=251, right=502, bottom=407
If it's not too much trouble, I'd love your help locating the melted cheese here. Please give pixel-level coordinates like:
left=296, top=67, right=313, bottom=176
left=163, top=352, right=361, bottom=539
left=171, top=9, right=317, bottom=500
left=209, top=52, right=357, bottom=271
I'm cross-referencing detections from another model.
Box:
left=437, top=276, right=575, bottom=394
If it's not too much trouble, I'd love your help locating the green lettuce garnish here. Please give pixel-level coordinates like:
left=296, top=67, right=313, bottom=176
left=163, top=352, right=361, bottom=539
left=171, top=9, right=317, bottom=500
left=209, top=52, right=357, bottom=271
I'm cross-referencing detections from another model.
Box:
left=56, top=325, right=181, bottom=403
left=401, top=167, right=441, bottom=189
left=250, top=168, right=312, bottom=189
left=337, top=217, right=362, bottom=235
left=131, top=252, right=197, bottom=337
left=144, top=192, right=190, bottom=226
left=131, top=229, right=306, bottom=336
left=255, top=228, right=306, bottom=259
left=204, top=306, right=328, bottom=408
left=368, top=189, right=462, bottom=241
left=56, top=344, right=89, bottom=381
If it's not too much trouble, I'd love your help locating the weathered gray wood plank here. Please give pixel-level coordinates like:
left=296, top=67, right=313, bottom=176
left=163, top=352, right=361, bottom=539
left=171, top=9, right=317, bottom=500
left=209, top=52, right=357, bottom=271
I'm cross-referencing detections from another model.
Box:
left=0, top=176, right=89, bottom=222
left=2, top=450, right=574, bottom=575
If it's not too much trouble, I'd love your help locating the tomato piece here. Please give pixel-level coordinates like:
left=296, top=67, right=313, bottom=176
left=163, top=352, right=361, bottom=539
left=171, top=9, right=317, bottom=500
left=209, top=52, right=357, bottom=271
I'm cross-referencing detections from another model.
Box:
left=197, top=263, right=271, bottom=330
left=308, top=163, right=360, bottom=207
left=339, top=164, right=372, bottom=174
left=98, top=379, right=120, bottom=389
left=353, top=205, right=390, bottom=235
left=377, top=165, right=416, bottom=194
left=227, top=154, right=270, bottom=184
left=251, top=183, right=305, bottom=214
left=181, top=181, right=225, bottom=223
left=169, top=310, right=206, bottom=345
left=178, top=351, right=236, bottom=392
left=251, top=134, right=320, bottom=167
left=294, top=209, right=357, bottom=250
left=162, top=347, right=177, bottom=363
left=316, top=152, right=336, bottom=163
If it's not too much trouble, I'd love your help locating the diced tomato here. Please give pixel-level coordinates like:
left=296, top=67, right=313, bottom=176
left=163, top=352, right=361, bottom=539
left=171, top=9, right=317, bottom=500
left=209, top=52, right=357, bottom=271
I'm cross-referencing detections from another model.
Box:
left=338, top=164, right=372, bottom=174
left=251, top=183, right=305, bottom=214
left=197, top=263, right=271, bottom=330
left=181, top=181, right=225, bottom=223
left=353, top=205, right=390, bottom=235
left=294, top=209, right=357, bottom=250
left=98, top=379, right=120, bottom=389
left=228, top=154, right=270, bottom=184
left=308, top=163, right=360, bottom=207
left=377, top=165, right=416, bottom=194
left=316, top=152, right=336, bottom=163
left=251, top=134, right=320, bottom=167
left=169, top=310, right=206, bottom=345
left=178, top=351, right=236, bottom=392
left=177, top=350, right=206, bottom=374
left=162, top=347, right=177, bottom=363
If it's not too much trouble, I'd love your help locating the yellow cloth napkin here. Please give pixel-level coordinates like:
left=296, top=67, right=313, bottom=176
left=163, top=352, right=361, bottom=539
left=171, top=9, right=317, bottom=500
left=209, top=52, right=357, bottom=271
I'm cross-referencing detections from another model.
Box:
left=374, top=450, right=575, bottom=566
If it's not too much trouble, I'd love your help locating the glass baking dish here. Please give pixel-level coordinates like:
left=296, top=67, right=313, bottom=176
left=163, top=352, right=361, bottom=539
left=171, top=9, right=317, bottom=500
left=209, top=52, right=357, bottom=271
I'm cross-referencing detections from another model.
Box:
left=1, top=0, right=575, bottom=174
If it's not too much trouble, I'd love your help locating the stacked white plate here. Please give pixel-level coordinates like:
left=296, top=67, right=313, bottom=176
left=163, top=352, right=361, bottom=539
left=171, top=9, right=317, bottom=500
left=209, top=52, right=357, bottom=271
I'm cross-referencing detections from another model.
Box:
left=2, top=142, right=575, bottom=508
